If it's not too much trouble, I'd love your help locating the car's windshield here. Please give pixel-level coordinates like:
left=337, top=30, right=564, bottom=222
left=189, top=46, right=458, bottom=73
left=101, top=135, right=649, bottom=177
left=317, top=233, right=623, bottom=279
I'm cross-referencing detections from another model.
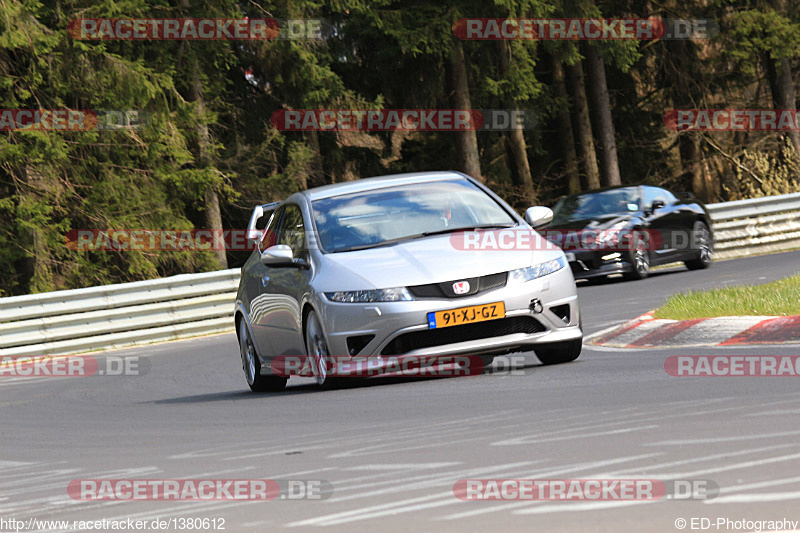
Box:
left=311, top=179, right=517, bottom=252
left=552, top=188, right=641, bottom=224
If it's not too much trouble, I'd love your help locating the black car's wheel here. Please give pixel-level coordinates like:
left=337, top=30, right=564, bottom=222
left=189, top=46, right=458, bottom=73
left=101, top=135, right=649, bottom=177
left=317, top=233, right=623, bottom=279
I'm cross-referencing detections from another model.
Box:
left=623, top=234, right=650, bottom=280
left=239, top=320, right=287, bottom=392
left=534, top=338, right=582, bottom=365
left=685, top=221, right=713, bottom=270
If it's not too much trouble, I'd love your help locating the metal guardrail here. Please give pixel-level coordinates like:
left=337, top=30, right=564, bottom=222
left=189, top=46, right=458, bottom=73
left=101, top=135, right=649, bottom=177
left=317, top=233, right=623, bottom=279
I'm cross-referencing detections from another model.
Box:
left=1, top=192, right=798, bottom=357
left=707, top=192, right=800, bottom=259
left=0, top=269, right=240, bottom=357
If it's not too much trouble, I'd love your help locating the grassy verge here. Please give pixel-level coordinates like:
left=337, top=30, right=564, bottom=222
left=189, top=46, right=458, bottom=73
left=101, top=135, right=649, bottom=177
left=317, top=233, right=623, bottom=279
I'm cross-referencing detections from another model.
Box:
left=653, top=273, right=800, bottom=320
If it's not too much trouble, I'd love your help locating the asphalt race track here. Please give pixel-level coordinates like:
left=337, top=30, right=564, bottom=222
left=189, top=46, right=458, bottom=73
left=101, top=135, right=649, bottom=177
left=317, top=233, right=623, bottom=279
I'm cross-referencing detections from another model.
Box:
left=2, top=251, right=800, bottom=533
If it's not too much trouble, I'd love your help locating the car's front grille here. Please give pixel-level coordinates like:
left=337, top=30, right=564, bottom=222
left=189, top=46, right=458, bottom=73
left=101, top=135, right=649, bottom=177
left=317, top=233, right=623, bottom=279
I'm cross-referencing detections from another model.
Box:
left=380, top=316, right=546, bottom=356
left=408, top=271, right=507, bottom=299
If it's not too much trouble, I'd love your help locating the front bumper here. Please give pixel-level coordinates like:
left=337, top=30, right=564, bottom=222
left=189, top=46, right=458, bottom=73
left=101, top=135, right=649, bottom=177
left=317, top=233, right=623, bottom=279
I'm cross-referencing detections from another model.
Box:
left=566, top=250, right=634, bottom=279
left=316, top=266, right=582, bottom=359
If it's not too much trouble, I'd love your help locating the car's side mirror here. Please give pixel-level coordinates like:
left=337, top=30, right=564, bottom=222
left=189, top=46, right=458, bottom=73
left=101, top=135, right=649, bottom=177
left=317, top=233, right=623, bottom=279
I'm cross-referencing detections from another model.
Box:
left=260, top=244, right=310, bottom=269
left=260, top=244, right=295, bottom=266
left=524, top=206, right=554, bottom=229
left=650, top=200, right=665, bottom=212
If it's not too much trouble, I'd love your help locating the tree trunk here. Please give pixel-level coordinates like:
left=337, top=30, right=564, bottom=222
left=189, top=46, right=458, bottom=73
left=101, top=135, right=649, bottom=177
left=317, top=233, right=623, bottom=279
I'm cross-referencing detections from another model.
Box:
left=769, top=57, right=800, bottom=158
left=448, top=39, right=482, bottom=180
left=565, top=60, right=601, bottom=189
left=19, top=166, right=54, bottom=293
left=584, top=44, right=621, bottom=187
left=304, top=129, right=326, bottom=186
left=188, top=51, right=227, bottom=269
left=680, top=134, right=707, bottom=202
left=769, top=0, right=800, bottom=158
left=665, top=38, right=711, bottom=198
left=497, top=41, right=534, bottom=204
left=551, top=56, right=581, bottom=195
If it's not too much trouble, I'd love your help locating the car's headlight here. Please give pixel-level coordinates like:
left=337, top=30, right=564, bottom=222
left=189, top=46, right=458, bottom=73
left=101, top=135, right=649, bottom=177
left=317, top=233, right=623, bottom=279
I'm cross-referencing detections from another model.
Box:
left=324, top=287, right=414, bottom=303
left=596, top=222, right=629, bottom=245
left=509, top=256, right=566, bottom=283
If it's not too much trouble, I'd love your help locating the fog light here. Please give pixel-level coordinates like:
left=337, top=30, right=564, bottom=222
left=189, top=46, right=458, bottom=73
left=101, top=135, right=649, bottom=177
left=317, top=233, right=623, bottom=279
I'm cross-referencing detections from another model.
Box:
left=550, top=304, right=571, bottom=324
left=530, top=298, right=543, bottom=314
left=601, top=252, right=622, bottom=261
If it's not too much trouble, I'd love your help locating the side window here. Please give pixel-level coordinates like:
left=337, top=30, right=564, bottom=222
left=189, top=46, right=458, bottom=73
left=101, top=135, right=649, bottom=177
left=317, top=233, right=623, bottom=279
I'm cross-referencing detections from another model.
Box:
left=277, top=204, right=307, bottom=260
left=643, top=187, right=676, bottom=209
left=258, top=207, right=282, bottom=253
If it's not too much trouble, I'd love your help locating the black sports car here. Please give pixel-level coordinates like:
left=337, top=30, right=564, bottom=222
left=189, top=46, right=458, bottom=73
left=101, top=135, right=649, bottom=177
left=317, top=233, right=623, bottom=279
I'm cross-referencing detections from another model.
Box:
left=543, top=185, right=713, bottom=281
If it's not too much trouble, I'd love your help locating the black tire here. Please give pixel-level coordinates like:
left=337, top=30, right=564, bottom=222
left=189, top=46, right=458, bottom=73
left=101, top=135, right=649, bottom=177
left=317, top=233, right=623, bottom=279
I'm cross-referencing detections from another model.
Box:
left=238, top=320, right=287, bottom=392
left=623, top=233, right=650, bottom=280
left=534, top=338, right=582, bottom=365
left=685, top=221, right=713, bottom=270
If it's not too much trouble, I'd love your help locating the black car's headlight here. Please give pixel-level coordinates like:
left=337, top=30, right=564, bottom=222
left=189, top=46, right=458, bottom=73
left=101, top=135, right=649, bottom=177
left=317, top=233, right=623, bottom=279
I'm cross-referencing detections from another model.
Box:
left=596, top=222, right=630, bottom=246
left=324, top=288, right=414, bottom=303
left=509, top=256, right=566, bottom=283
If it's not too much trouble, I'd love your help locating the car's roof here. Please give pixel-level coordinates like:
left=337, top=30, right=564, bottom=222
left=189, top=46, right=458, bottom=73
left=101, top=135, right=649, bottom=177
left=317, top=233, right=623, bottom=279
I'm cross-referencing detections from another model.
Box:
left=302, top=171, right=469, bottom=201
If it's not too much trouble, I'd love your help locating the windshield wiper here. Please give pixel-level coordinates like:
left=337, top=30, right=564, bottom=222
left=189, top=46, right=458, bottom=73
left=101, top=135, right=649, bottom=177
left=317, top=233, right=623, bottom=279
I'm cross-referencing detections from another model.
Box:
left=417, top=223, right=517, bottom=238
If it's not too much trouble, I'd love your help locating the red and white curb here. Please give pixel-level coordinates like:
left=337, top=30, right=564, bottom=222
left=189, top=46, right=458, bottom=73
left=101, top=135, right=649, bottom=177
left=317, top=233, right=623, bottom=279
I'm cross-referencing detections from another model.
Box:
left=588, top=311, right=800, bottom=348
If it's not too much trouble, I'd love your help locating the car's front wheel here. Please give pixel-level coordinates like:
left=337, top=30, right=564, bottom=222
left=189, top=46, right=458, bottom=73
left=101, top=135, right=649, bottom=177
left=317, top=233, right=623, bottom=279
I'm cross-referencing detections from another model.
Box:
left=623, top=234, right=650, bottom=280
left=239, top=320, right=287, bottom=392
left=305, top=310, right=340, bottom=388
left=685, top=221, right=713, bottom=270
left=534, top=338, right=582, bottom=365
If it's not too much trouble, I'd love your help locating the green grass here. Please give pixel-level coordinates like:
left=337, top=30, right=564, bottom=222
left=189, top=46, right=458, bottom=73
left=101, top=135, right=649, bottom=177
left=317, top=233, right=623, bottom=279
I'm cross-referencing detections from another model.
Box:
left=653, top=273, right=800, bottom=320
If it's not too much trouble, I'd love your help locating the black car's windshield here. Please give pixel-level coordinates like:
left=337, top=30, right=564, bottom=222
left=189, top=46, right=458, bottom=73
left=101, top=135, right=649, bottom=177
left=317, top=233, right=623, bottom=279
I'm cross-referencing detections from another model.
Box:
left=552, top=188, right=641, bottom=224
left=312, top=179, right=517, bottom=252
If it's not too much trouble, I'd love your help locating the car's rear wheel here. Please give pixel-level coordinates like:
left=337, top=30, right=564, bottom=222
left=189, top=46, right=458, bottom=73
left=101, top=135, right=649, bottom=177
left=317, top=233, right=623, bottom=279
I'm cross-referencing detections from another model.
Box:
left=239, top=320, right=287, bottom=392
left=685, top=221, right=713, bottom=270
left=534, top=338, right=582, bottom=365
left=305, top=310, right=339, bottom=388
left=623, top=235, right=650, bottom=280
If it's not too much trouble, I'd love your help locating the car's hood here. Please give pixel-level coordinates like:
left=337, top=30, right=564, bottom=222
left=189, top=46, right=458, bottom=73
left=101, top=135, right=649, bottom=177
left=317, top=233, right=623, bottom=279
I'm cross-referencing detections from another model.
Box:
left=313, top=230, right=564, bottom=290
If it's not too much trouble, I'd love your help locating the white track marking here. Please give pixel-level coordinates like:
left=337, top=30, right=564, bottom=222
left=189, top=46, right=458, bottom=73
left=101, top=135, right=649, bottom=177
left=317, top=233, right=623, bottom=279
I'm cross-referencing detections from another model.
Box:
left=655, top=451, right=800, bottom=478
left=643, top=429, right=800, bottom=446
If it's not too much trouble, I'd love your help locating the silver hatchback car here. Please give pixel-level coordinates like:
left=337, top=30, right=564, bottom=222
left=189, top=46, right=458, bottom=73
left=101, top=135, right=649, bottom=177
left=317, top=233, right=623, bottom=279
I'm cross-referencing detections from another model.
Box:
left=235, top=171, right=582, bottom=391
